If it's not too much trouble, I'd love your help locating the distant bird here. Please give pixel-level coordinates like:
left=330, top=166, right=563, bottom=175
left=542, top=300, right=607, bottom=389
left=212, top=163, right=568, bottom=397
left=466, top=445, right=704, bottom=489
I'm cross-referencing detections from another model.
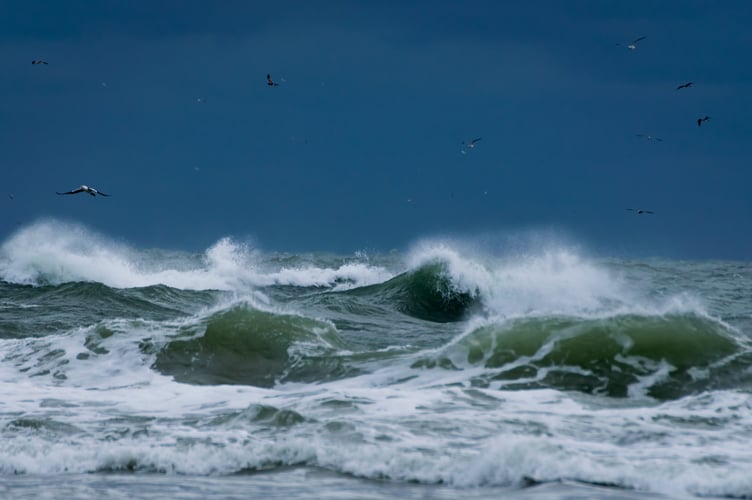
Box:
left=266, top=73, right=280, bottom=87
left=676, top=82, right=693, bottom=90
left=627, top=208, right=654, bottom=215
left=697, top=116, right=711, bottom=127
left=636, top=134, right=662, bottom=142
left=56, top=185, right=110, bottom=197
left=461, top=138, right=482, bottom=154
left=7, top=193, right=13, bottom=200
left=31, top=60, right=48, bottom=65
left=617, top=36, right=646, bottom=50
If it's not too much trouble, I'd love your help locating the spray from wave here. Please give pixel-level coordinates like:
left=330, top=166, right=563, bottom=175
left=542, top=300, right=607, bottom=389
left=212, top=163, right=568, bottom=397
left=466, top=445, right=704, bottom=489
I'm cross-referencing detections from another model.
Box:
left=0, top=220, right=392, bottom=291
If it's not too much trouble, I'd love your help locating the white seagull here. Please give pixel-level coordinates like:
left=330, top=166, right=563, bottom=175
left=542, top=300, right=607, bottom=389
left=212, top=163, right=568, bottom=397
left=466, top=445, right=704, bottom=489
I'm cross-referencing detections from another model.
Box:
left=617, top=36, right=646, bottom=50
left=56, top=185, right=110, bottom=197
left=461, top=137, right=482, bottom=154
left=635, top=134, right=663, bottom=142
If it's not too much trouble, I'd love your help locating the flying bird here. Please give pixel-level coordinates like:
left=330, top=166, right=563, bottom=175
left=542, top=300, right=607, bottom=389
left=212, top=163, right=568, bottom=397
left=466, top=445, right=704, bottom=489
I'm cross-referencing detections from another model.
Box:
left=676, top=82, right=693, bottom=90
left=31, top=60, right=48, bottom=65
left=627, top=208, right=654, bottom=215
left=697, top=116, right=711, bottom=127
left=461, top=138, right=482, bottom=154
left=617, top=36, right=646, bottom=50
left=636, top=134, right=663, bottom=142
left=266, top=73, right=280, bottom=86
left=56, top=185, right=110, bottom=197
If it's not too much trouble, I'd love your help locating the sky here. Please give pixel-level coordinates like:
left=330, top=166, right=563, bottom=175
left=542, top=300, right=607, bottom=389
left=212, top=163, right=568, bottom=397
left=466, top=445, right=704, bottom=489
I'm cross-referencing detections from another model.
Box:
left=1, top=0, right=751, bottom=259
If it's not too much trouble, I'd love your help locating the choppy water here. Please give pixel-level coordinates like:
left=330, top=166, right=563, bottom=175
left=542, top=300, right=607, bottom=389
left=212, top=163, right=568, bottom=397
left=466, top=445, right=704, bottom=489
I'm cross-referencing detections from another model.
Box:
left=1, top=220, right=751, bottom=499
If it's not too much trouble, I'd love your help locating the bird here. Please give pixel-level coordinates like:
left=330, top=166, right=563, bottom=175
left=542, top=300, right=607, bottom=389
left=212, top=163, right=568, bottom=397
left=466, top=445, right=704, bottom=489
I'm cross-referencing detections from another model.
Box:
left=266, top=73, right=280, bottom=86
left=617, top=36, right=646, bottom=50
left=56, top=185, right=110, bottom=197
left=31, top=60, right=48, bottom=65
left=697, top=116, right=711, bottom=127
left=676, top=82, right=693, bottom=90
left=636, top=134, right=663, bottom=142
left=627, top=208, right=654, bottom=215
left=461, top=138, right=482, bottom=154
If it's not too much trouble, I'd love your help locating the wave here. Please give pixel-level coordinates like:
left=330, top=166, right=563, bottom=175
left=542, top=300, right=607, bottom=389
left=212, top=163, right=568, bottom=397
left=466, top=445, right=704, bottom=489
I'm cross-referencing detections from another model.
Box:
left=415, top=313, right=751, bottom=400
left=0, top=220, right=393, bottom=291
left=0, top=281, right=222, bottom=339
left=153, top=303, right=354, bottom=387
left=346, top=260, right=482, bottom=323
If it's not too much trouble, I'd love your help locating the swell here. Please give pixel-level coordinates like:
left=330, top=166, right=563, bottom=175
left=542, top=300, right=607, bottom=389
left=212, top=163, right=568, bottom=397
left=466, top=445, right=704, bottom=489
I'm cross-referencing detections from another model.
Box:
left=153, top=304, right=356, bottom=387
left=415, top=313, right=751, bottom=400
left=0, top=282, right=220, bottom=339
left=343, top=261, right=482, bottom=323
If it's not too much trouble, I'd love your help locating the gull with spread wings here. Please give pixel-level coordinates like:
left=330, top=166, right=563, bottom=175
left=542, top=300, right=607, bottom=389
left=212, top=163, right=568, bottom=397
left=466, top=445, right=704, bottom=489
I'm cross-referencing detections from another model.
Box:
left=617, top=36, right=646, bottom=50
left=461, top=138, right=482, bottom=154
left=56, top=185, right=110, bottom=197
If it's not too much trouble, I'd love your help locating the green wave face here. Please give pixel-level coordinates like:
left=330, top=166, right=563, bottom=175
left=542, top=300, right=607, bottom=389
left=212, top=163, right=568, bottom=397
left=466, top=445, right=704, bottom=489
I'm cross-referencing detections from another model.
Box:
left=153, top=305, right=348, bottom=387
left=422, top=314, right=748, bottom=400
left=349, top=261, right=482, bottom=323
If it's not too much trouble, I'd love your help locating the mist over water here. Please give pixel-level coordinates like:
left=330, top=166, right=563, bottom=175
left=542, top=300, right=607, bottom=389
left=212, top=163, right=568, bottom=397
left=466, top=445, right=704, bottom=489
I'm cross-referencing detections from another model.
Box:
left=1, top=220, right=751, bottom=498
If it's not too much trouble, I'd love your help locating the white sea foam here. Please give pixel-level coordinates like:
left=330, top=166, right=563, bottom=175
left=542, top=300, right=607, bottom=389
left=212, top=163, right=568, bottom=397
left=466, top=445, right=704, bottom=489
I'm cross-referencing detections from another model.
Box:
left=2, top=224, right=748, bottom=498
left=1, top=361, right=752, bottom=498
left=0, top=221, right=392, bottom=291
left=403, top=237, right=709, bottom=320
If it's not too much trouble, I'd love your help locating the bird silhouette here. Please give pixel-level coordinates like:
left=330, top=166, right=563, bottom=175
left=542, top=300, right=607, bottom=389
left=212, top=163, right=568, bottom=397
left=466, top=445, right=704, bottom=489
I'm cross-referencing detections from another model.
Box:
left=697, top=116, right=711, bottom=127
left=267, top=73, right=280, bottom=87
left=461, top=138, right=482, bottom=154
left=617, top=36, right=646, bottom=50
left=676, top=82, right=693, bottom=90
left=636, top=134, right=663, bottom=142
left=627, top=208, right=654, bottom=215
left=56, top=185, right=110, bottom=197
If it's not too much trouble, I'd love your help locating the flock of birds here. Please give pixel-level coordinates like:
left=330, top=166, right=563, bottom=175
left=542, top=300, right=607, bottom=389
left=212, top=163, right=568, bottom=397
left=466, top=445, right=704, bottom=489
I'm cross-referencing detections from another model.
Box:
left=613, top=36, right=714, bottom=215
left=31, top=37, right=712, bottom=219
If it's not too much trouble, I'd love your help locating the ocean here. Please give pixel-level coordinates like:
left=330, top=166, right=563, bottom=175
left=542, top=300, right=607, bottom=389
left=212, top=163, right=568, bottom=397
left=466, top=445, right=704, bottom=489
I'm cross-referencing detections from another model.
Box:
left=1, top=220, right=750, bottom=499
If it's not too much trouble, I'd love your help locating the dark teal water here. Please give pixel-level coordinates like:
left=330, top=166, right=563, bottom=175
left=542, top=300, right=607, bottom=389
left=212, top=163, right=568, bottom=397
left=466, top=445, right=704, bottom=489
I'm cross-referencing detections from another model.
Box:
left=1, top=221, right=751, bottom=498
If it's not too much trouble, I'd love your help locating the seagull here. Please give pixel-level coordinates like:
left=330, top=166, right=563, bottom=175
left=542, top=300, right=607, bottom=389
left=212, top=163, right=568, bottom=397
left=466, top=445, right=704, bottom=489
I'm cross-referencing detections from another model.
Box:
left=697, top=116, right=711, bottom=127
left=676, top=82, right=693, bottom=90
left=636, top=134, right=663, bottom=142
left=266, top=73, right=280, bottom=87
left=56, top=185, right=110, bottom=197
left=31, top=60, right=48, bottom=65
left=617, top=36, right=646, bottom=50
left=461, top=137, right=482, bottom=154
left=626, top=208, right=654, bottom=215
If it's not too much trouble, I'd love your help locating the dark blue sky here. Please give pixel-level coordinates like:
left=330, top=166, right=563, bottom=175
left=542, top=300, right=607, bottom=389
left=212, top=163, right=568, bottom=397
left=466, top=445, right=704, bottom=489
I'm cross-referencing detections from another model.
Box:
left=2, top=1, right=751, bottom=259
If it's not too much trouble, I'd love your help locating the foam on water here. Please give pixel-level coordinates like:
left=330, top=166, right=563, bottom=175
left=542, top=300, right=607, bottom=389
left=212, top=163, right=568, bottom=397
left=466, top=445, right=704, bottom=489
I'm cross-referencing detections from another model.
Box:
left=2, top=224, right=751, bottom=498
left=2, top=357, right=752, bottom=498
left=0, top=221, right=392, bottom=291
left=404, top=238, right=709, bottom=321
left=1, top=327, right=751, bottom=497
